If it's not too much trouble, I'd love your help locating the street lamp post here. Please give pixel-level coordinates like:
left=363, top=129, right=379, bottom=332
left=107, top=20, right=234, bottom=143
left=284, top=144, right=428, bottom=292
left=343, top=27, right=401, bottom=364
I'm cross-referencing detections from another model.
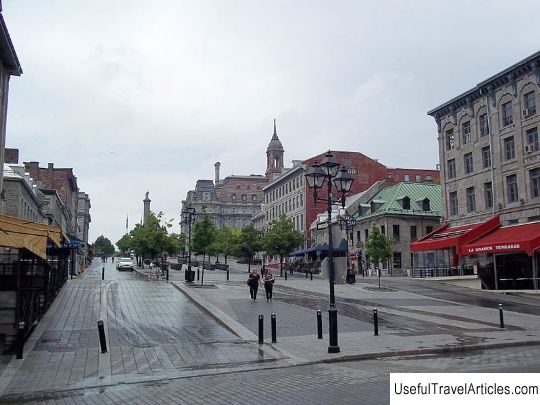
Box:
left=305, top=151, right=354, bottom=354
left=338, top=214, right=357, bottom=284
left=181, top=204, right=197, bottom=282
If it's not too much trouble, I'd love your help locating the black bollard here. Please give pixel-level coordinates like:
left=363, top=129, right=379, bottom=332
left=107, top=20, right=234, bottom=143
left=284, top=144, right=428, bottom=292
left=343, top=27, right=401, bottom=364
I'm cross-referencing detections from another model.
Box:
left=310, top=270, right=313, bottom=281
left=284, top=270, right=287, bottom=281
left=227, top=268, right=230, bottom=281
left=271, top=313, right=277, bottom=343
left=102, top=266, right=105, bottom=280
left=97, top=320, right=108, bottom=353
left=373, top=308, right=379, bottom=336
left=15, top=321, right=25, bottom=359
left=305, top=270, right=308, bottom=279
left=258, top=314, right=264, bottom=344
left=317, top=310, right=323, bottom=339
left=166, top=267, right=169, bottom=281
left=197, top=268, right=200, bottom=281
left=499, top=304, right=505, bottom=329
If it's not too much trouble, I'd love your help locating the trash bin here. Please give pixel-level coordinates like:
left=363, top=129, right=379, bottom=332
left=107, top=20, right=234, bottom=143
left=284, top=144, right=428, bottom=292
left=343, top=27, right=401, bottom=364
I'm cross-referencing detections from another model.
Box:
left=185, top=269, right=195, bottom=282
left=346, top=272, right=356, bottom=284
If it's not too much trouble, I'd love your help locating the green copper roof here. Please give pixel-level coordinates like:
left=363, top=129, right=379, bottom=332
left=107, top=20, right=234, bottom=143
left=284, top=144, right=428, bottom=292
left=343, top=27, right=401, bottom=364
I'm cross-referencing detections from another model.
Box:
left=354, top=182, right=442, bottom=220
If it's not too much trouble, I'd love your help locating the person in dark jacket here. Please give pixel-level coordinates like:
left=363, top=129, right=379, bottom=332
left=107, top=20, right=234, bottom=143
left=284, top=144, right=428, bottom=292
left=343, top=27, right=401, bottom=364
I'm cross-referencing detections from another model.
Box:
left=263, top=270, right=275, bottom=301
left=248, top=269, right=260, bottom=301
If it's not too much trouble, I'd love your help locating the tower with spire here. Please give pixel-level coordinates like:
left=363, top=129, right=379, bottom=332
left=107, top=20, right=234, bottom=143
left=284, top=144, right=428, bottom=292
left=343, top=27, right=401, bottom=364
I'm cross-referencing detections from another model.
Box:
left=265, top=118, right=284, bottom=177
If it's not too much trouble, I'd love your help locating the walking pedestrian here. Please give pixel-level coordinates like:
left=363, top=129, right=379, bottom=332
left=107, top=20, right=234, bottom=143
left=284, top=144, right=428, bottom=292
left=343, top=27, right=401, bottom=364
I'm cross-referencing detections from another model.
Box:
left=247, top=269, right=260, bottom=301
left=263, top=270, right=275, bottom=302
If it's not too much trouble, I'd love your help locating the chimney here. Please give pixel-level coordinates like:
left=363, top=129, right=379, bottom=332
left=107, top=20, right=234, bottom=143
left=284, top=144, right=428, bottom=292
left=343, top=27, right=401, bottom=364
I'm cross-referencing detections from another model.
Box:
left=214, top=162, right=221, bottom=185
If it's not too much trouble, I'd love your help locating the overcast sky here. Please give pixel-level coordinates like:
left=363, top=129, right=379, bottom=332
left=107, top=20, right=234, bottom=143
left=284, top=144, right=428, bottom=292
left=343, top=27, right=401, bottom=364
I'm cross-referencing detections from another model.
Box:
left=3, top=0, right=540, bottom=245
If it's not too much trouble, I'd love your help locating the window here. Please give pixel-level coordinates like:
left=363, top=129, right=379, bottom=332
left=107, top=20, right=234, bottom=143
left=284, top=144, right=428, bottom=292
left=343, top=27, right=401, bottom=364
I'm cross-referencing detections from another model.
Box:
left=365, top=229, right=369, bottom=241
left=231, top=193, right=236, bottom=201
left=466, top=187, right=476, bottom=212
left=479, top=113, right=489, bottom=136
left=526, top=127, right=539, bottom=152
left=404, top=174, right=410, bottom=181
left=241, top=194, right=246, bottom=201
left=530, top=168, right=540, bottom=198
left=446, top=129, right=455, bottom=150
left=381, top=225, right=385, bottom=235
left=410, top=226, right=417, bottom=241
left=422, top=198, right=430, bottom=211
left=462, top=121, right=471, bottom=144
left=426, top=226, right=433, bottom=234
left=402, top=196, right=410, bottom=209
left=415, top=175, right=421, bottom=182
left=506, top=174, right=518, bottom=203
left=504, top=136, right=516, bottom=160
left=449, top=191, right=458, bottom=216
left=356, top=230, right=361, bottom=241
left=392, top=224, right=400, bottom=240
left=482, top=145, right=491, bottom=168
left=252, top=194, right=257, bottom=201
left=484, top=182, right=493, bottom=209
left=502, top=101, right=513, bottom=126
left=524, top=91, right=536, bottom=116
left=447, top=159, right=456, bottom=179
left=464, top=152, right=473, bottom=174
left=393, top=252, right=402, bottom=269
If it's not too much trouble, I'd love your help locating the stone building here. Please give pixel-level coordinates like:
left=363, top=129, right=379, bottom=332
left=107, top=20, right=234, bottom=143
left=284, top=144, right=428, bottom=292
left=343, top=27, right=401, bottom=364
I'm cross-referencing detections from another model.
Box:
left=24, top=162, right=79, bottom=236
left=412, top=51, right=540, bottom=288
left=181, top=122, right=282, bottom=231
left=261, top=149, right=440, bottom=247
left=2, top=163, right=43, bottom=223
left=354, top=182, right=442, bottom=276
left=0, top=5, right=22, bottom=210
left=77, top=192, right=91, bottom=244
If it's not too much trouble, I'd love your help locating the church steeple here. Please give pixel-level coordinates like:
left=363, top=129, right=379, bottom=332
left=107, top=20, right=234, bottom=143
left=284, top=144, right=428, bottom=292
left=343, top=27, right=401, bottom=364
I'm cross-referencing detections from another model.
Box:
left=266, top=118, right=284, bottom=177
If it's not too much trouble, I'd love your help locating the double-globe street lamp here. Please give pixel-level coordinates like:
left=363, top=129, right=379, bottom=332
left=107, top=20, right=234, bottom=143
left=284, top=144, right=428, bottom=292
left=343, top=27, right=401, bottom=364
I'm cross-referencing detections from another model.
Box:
left=181, top=204, right=198, bottom=282
left=305, top=151, right=354, bottom=354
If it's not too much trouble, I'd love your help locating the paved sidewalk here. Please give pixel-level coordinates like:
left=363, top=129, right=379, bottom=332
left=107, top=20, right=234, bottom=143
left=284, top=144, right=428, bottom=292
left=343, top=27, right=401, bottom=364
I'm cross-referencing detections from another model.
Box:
left=167, top=266, right=540, bottom=365
left=0, top=260, right=286, bottom=400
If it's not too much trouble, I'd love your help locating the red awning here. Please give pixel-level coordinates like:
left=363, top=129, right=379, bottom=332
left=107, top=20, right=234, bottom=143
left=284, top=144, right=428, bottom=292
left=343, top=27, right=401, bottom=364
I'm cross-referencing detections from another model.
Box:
left=460, top=221, right=540, bottom=256
left=410, top=216, right=500, bottom=253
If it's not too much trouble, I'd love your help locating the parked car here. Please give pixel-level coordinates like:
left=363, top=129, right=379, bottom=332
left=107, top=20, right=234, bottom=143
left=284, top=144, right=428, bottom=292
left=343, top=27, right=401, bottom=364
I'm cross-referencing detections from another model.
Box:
left=116, top=257, right=134, bottom=271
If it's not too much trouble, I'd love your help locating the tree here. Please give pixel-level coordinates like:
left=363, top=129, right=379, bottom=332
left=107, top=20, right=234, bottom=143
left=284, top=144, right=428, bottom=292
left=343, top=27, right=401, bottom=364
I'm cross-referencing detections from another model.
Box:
left=191, top=213, right=215, bottom=284
left=116, top=233, right=132, bottom=254
left=261, top=214, right=304, bottom=276
left=93, top=235, right=115, bottom=256
left=235, top=224, right=261, bottom=273
left=365, top=226, right=393, bottom=287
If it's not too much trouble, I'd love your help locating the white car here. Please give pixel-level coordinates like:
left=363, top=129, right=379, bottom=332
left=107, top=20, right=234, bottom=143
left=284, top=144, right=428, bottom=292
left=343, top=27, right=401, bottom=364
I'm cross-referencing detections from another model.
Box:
left=116, top=257, right=134, bottom=271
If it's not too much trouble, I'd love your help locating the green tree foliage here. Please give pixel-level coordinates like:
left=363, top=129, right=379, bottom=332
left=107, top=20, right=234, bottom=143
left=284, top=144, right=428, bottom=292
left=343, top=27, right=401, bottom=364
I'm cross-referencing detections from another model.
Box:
left=192, top=213, right=215, bottom=256
left=127, top=212, right=180, bottom=260
left=116, top=233, right=132, bottom=254
left=261, top=214, right=304, bottom=275
left=365, top=226, right=393, bottom=271
left=93, top=235, right=115, bottom=256
left=235, top=224, right=261, bottom=272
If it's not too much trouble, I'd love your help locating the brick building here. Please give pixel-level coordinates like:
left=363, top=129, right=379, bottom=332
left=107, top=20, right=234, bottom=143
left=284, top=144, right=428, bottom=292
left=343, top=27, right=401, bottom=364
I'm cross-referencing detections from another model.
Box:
left=24, top=162, right=79, bottom=236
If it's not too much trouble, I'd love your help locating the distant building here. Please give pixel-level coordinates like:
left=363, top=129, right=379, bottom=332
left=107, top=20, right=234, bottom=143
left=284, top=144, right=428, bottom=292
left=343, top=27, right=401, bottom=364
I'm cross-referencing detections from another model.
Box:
left=24, top=162, right=80, bottom=237
left=2, top=163, right=44, bottom=223
left=181, top=121, right=282, bottom=231
left=77, top=192, right=91, bottom=244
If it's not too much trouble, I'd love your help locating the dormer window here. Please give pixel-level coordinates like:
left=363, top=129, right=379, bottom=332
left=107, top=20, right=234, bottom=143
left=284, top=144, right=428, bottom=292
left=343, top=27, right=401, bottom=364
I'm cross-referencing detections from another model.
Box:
left=402, top=196, right=411, bottom=210
left=370, top=201, right=376, bottom=213
left=422, top=198, right=431, bottom=211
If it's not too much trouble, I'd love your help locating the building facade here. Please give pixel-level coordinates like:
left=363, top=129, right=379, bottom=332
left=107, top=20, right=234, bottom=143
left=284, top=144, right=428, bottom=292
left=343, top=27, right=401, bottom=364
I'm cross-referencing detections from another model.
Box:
left=0, top=6, right=22, bottom=211
left=77, top=192, right=91, bottom=244
left=24, top=162, right=79, bottom=236
left=413, top=51, right=540, bottom=288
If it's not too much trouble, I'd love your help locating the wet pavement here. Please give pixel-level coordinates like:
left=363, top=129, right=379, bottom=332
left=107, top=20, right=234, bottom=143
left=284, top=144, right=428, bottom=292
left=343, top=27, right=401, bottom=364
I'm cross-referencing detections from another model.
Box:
left=0, top=260, right=284, bottom=400
left=3, top=260, right=540, bottom=403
